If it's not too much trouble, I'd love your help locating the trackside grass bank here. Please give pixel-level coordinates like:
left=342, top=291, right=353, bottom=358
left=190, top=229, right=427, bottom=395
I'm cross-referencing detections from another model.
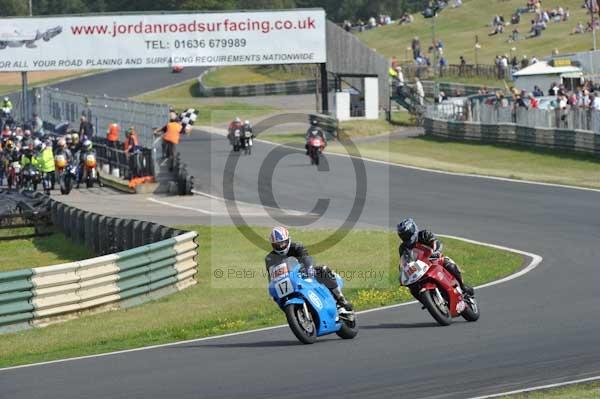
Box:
left=202, top=65, right=315, bottom=87
left=500, top=381, right=600, bottom=398
left=134, top=79, right=278, bottom=125
left=0, top=225, right=522, bottom=368
left=0, top=228, right=94, bottom=273
left=259, top=133, right=600, bottom=189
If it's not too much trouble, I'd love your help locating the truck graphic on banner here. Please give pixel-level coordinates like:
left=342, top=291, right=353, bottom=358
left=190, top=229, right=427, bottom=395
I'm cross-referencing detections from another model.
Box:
left=0, top=26, right=62, bottom=50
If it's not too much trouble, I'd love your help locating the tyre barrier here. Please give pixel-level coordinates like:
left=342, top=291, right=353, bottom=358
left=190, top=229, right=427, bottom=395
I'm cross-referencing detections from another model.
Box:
left=0, top=196, right=199, bottom=334
left=424, top=117, right=600, bottom=156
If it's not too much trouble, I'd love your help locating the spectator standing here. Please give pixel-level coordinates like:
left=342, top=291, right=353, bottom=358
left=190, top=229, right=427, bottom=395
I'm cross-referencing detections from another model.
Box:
left=415, top=78, right=425, bottom=105
left=529, top=94, right=539, bottom=109
left=32, top=113, right=43, bottom=134
left=532, top=85, right=544, bottom=97
left=154, top=117, right=182, bottom=171
left=411, top=37, right=421, bottom=60
left=78, top=116, right=94, bottom=140
left=106, top=123, right=120, bottom=149
left=459, top=55, right=466, bottom=76
left=395, top=66, right=405, bottom=93
left=592, top=94, right=600, bottom=111
left=123, top=127, right=141, bottom=178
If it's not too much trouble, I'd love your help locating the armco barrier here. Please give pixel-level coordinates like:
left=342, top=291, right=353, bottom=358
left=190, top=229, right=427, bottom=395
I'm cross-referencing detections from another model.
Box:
left=0, top=195, right=199, bottom=334
left=0, top=232, right=197, bottom=333
left=424, top=117, right=600, bottom=156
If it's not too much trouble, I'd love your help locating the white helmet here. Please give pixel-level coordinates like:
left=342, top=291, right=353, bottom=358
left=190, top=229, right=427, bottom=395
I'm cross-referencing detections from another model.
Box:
left=244, top=120, right=250, bottom=125
left=235, top=117, right=241, bottom=123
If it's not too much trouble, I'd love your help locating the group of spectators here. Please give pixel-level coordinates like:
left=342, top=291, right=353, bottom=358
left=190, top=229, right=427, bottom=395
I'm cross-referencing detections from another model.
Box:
left=489, top=1, right=570, bottom=42
left=485, top=80, right=600, bottom=115
left=343, top=14, right=394, bottom=32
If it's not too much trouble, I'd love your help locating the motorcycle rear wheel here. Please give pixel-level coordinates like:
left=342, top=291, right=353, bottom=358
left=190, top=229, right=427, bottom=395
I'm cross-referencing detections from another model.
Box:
left=284, top=303, right=317, bottom=344
left=421, top=289, right=452, bottom=326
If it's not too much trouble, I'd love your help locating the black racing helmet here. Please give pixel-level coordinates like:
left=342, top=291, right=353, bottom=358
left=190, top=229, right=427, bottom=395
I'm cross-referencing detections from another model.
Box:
left=397, top=218, right=418, bottom=245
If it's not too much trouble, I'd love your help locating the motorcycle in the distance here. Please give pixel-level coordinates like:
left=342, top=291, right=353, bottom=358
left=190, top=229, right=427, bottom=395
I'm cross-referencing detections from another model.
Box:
left=268, top=257, right=358, bottom=344
left=399, top=243, right=480, bottom=326
left=232, top=129, right=242, bottom=152
left=242, top=129, right=253, bottom=155
left=307, top=135, right=324, bottom=165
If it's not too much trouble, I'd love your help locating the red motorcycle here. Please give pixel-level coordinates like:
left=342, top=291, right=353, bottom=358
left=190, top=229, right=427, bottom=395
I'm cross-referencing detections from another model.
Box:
left=399, top=243, right=480, bottom=326
left=307, top=136, right=325, bottom=166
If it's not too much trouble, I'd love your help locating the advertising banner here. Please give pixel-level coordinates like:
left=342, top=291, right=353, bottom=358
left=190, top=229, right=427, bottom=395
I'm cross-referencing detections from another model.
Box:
left=0, top=9, right=326, bottom=72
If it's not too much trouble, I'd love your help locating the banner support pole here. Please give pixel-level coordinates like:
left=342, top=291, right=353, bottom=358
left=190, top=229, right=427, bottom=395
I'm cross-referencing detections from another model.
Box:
left=320, top=63, right=328, bottom=114
left=21, top=72, right=29, bottom=123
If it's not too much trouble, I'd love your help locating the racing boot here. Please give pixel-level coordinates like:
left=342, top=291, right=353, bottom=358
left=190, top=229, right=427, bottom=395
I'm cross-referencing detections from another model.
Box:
left=332, top=287, right=353, bottom=311
left=461, top=283, right=474, bottom=297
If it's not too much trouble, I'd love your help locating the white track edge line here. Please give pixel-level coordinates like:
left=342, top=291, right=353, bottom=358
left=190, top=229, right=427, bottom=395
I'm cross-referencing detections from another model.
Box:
left=197, top=126, right=600, bottom=194
left=467, top=375, right=600, bottom=398
left=147, top=197, right=214, bottom=215
left=0, top=235, right=541, bottom=373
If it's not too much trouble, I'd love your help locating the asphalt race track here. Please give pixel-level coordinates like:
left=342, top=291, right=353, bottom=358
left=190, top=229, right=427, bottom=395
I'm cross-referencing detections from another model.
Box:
left=2, top=76, right=600, bottom=398
left=51, top=67, right=207, bottom=97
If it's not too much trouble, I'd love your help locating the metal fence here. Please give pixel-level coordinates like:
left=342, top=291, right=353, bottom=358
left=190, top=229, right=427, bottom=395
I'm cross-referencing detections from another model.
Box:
left=471, top=102, right=600, bottom=132
left=92, top=138, right=154, bottom=179
left=401, top=64, right=512, bottom=81
left=36, top=87, right=169, bottom=148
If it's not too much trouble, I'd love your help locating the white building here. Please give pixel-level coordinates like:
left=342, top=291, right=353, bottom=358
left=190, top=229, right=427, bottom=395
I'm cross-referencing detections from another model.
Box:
left=513, top=61, right=583, bottom=93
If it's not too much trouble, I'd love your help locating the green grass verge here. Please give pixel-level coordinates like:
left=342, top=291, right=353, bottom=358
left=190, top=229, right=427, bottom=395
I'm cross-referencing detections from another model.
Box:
left=259, top=127, right=600, bottom=189
left=358, top=0, right=590, bottom=66
left=500, top=382, right=600, bottom=398
left=134, top=79, right=278, bottom=125
left=0, top=225, right=522, bottom=368
left=202, top=65, right=315, bottom=87
left=326, top=136, right=600, bottom=189
left=0, top=228, right=94, bottom=273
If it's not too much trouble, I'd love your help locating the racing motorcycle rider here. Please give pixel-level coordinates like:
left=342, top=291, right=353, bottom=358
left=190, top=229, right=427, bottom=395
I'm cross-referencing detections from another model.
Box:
left=240, top=119, right=254, bottom=149
left=397, top=218, right=474, bottom=296
left=227, top=117, right=243, bottom=145
left=265, top=226, right=353, bottom=312
left=54, top=137, right=73, bottom=163
left=305, top=119, right=326, bottom=155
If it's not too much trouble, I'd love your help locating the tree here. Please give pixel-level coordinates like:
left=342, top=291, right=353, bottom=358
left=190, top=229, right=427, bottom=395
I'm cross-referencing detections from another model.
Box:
left=0, top=0, right=29, bottom=16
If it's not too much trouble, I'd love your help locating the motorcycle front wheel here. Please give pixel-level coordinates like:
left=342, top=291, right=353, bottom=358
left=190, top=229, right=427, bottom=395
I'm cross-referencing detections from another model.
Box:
left=284, top=303, right=317, bottom=344
left=421, top=289, right=452, bottom=326
left=461, top=295, right=480, bottom=322
left=61, top=175, right=72, bottom=195
left=336, top=312, right=358, bottom=339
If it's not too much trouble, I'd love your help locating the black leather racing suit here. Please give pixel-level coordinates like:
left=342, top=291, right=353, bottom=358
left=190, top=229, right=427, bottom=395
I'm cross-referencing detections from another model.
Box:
left=400, top=230, right=470, bottom=293
left=265, top=241, right=340, bottom=293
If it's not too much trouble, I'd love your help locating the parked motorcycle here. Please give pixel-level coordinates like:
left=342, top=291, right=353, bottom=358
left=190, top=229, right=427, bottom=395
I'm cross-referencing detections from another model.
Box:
left=21, top=164, right=40, bottom=191
left=268, top=257, right=358, bottom=344
left=242, top=130, right=253, bottom=155
left=82, top=152, right=99, bottom=188
left=308, top=136, right=324, bottom=165
left=6, top=161, right=21, bottom=190
left=399, top=244, right=480, bottom=326
left=55, top=154, right=76, bottom=195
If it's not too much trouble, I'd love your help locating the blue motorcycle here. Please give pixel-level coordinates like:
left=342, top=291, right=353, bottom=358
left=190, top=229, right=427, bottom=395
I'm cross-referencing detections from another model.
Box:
left=268, top=257, right=358, bottom=344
